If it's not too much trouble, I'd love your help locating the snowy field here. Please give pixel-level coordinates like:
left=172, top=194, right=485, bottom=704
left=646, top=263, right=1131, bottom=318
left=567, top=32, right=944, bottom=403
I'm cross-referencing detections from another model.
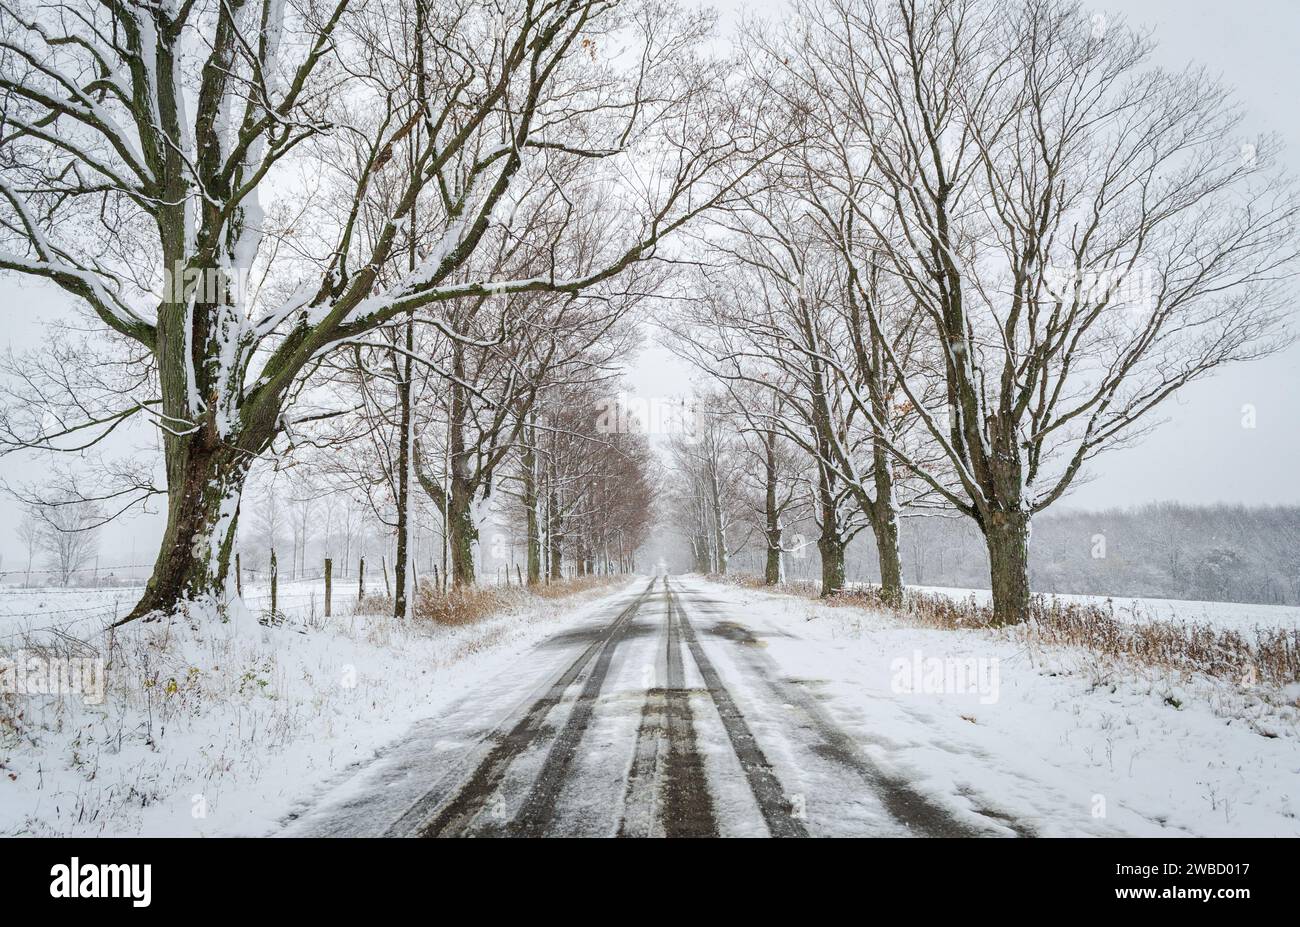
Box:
left=0, top=584, right=144, bottom=640
left=0, top=575, right=411, bottom=641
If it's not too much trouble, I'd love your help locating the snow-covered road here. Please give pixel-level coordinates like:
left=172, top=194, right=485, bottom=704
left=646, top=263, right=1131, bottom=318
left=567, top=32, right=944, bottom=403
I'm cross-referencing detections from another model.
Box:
left=282, top=576, right=1033, bottom=837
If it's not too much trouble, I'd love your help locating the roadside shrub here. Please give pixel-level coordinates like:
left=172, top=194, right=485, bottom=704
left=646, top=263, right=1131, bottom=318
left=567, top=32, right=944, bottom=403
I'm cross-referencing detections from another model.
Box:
left=531, top=575, right=621, bottom=599
left=412, top=583, right=514, bottom=626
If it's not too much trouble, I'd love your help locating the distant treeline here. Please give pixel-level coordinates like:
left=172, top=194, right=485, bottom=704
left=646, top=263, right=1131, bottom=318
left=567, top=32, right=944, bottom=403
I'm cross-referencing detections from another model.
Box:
left=890, top=503, right=1300, bottom=606
left=724, top=503, right=1300, bottom=607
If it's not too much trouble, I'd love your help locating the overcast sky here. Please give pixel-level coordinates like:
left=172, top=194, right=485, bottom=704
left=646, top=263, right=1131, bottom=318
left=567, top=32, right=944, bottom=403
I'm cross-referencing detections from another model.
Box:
left=2, top=0, right=1298, bottom=570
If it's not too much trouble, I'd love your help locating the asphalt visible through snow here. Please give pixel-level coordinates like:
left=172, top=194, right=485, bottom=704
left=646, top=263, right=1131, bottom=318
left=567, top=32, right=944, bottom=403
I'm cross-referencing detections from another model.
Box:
left=283, top=576, right=1021, bottom=838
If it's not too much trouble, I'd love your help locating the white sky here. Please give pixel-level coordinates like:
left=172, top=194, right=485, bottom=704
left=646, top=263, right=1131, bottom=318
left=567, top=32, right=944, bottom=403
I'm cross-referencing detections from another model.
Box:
left=2, top=0, right=1298, bottom=570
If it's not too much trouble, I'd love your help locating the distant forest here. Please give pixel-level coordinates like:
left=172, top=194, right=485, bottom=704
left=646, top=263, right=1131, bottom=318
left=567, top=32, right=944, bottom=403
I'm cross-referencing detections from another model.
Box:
left=730, top=504, right=1300, bottom=607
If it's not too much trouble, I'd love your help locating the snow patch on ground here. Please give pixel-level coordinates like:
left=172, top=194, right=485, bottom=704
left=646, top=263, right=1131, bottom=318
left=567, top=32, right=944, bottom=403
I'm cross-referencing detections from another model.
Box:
left=0, top=579, right=635, bottom=836
left=684, top=577, right=1300, bottom=836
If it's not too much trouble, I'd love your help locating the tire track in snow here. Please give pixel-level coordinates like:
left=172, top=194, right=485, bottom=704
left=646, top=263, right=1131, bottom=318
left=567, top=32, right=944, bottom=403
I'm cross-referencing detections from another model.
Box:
left=618, top=578, right=718, bottom=837
left=676, top=580, right=1030, bottom=837
left=505, top=579, right=654, bottom=836
left=406, top=579, right=656, bottom=837
left=667, top=579, right=808, bottom=838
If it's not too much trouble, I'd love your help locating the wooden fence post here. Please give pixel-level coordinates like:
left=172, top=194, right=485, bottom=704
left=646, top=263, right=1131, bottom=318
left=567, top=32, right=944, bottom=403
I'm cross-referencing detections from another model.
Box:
left=358, top=557, right=365, bottom=604
left=270, top=548, right=278, bottom=616
left=324, top=558, right=333, bottom=618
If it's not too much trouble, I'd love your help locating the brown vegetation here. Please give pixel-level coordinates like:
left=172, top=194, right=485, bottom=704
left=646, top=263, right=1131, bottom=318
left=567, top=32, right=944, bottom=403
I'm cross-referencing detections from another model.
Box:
left=360, top=576, right=624, bottom=627
left=709, top=574, right=1300, bottom=688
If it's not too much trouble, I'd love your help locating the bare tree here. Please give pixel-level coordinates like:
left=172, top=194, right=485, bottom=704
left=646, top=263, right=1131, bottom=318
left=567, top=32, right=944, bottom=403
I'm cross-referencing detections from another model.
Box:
left=28, top=496, right=101, bottom=585
left=664, top=396, right=750, bottom=576
left=15, top=507, right=39, bottom=585
left=728, top=388, right=809, bottom=585
left=669, top=224, right=903, bottom=596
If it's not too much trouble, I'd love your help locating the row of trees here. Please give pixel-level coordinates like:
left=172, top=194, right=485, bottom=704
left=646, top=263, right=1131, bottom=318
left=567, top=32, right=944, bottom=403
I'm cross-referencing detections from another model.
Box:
left=2, top=0, right=1295, bottom=624
left=0, top=0, right=761, bottom=619
left=235, top=409, right=654, bottom=591
left=667, top=0, right=1297, bottom=623
left=1016, top=504, right=1300, bottom=606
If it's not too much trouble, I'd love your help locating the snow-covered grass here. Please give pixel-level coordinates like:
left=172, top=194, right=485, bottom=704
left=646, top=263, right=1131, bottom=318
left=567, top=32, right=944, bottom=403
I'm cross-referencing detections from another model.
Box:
left=0, top=576, right=634, bottom=836
left=914, top=584, right=1300, bottom=634
left=750, top=576, right=1300, bottom=689
left=689, top=575, right=1300, bottom=835
left=0, top=584, right=143, bottom=640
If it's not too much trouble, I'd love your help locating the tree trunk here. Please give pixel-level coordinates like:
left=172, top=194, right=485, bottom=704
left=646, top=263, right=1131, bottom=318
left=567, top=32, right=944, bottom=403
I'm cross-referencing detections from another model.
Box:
left=869, top=440, right=904, bottom=605
left=693, top=533, right=712, bottom=573
left=871, top=506, right=903, bottom=606
left=814, top=454, right=845, bottom=597
left=521, top=420, right=542, bottom=585
left=764, top=513, right=784, bottom=585
left=127, top=216, right=276, bottom=621
left=126, top=441, right=248, bottom=621
left=709, top=468, right=728, bottom=576
left=985, top=510, right=1031, bottom=625
left=448, top=475, right=478, bottom=586
left=547, top=487, right=562, bottom=580
left=764, top=537, right=784, bottom=585
left=818, top=534, right=846, bottom=597
left=525, top=494, right=542, bottom=585
left=393, top=314, right=414, bottom=617
left=763, top=431, right=784, bottom=585
left=549, top=541, right=562, bottom=581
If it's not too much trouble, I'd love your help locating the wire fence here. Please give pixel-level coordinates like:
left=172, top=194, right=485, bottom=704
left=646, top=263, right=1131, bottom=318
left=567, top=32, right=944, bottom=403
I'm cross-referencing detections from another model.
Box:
left=0, top=558, right=363, bottom=642
left=1, top=552, right=566, bottom=643
left=0, top=564, right=154, bottom=588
